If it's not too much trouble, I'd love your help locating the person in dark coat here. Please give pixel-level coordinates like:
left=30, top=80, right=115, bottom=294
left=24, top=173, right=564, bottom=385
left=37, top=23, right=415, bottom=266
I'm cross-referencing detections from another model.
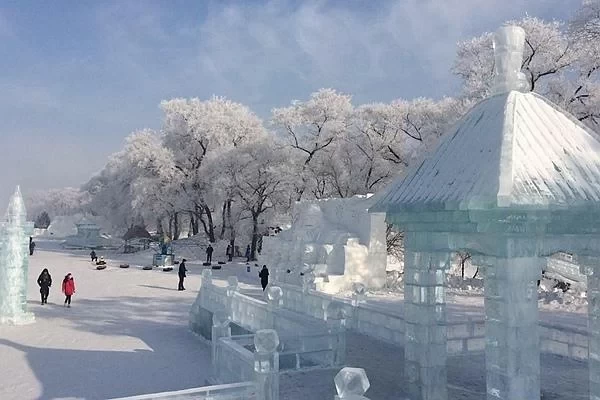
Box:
left=226, top=244, right=233, bottom=262
left=29, top=237, right=36, bottom=256
left=245, top=245, right=251, bottom=262
left=90, top=250, right=97, bottom=262
left=37, top=268, right=52, bottom=305
left=259, top=265, right=269, bottom=291
left=178, top=259, right=187, bottom=291
left=206, top=245, right=213, bottom=264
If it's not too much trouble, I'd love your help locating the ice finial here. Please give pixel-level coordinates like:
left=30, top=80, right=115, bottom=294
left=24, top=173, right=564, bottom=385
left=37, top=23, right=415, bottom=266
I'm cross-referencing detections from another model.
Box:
left=492, top=25, right=530, bottom=94
left=6, top=186, right=26, bottom=224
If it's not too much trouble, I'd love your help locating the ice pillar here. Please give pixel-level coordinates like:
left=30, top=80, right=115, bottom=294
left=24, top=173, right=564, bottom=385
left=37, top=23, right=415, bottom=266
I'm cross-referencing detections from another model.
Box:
left=483, top=256, right=541, bottom=400
left=577, top=256, right=600, bottom=400
left=254, top=329, right=280, bottom=400
left=403, top=247, right=449, bottom=400
left=0, top=186, right=34, bottom=325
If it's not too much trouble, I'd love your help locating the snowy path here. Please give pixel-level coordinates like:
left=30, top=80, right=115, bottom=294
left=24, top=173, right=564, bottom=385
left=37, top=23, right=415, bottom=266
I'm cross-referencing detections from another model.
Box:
left=0, top=242, right=210, bottom=400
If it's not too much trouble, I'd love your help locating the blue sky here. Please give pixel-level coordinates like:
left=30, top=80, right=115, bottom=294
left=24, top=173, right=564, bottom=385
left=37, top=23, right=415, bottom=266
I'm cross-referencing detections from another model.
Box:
left=0, top=0, right=578, bottom=211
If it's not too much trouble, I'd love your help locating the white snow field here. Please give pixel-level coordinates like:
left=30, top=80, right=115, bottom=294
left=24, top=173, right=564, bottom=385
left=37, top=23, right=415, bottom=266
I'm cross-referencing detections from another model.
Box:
left=0, top=240, right=590, bottom=399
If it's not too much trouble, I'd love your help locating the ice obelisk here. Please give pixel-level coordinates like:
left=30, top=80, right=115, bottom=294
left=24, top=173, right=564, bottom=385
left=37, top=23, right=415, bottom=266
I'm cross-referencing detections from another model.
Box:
left=0, top=186, right=35, bottom=325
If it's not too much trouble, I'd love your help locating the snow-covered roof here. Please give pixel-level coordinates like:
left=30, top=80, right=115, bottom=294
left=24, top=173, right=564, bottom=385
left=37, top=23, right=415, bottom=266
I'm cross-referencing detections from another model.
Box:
left=373, top=91, right=600, bottom=212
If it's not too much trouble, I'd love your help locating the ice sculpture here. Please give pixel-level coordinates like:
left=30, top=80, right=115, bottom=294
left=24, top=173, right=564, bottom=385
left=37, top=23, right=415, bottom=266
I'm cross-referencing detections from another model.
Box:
left=492, top=25, right=529, bottom=94
left=0, top=187, right=35, bottom=325
left=370, top=23, right=600, bottom=400
left=261, top=195, right=387, bottom=293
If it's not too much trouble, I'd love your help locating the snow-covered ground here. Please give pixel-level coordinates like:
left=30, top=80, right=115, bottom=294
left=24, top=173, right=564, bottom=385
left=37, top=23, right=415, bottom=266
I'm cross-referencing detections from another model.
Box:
left=0, top=240, right=589, bottom=399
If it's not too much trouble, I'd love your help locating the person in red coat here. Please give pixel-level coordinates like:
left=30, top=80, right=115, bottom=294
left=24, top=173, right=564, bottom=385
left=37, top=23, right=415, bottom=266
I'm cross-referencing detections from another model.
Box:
left=62, top=273, right=76, bottom=308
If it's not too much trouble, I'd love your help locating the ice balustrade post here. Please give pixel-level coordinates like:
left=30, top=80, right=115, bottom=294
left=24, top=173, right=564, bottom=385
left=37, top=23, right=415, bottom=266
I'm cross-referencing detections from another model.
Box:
left=403, top=246, right=450, bottom=400
left=326, top=302, right=347, bottom=366
left=334, top=367, right=371, bottom=400
left=481, top=255, right=542, bottom=400
left=576, top=255, right=600, bottom=400
left=211, top=309, right=231, bottom=377
left=226, top=276, right=239, bottom=318
left=254, top=329, right=280, bottom=400
left=200, top=269, right=213, bottom=308
left=351, top=282, right=366, bottom=330
left=301, top=266, right=316, bottom=294
left=266, top=286, right=283, bottom=329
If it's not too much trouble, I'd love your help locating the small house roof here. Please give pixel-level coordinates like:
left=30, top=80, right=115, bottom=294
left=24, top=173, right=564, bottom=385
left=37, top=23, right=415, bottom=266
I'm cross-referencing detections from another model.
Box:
left=373, top=91, right=600, bottom=213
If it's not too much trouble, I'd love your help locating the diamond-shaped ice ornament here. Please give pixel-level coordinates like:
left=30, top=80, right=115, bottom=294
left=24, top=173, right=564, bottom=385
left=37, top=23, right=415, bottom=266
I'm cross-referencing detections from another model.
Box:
left=212, top=310, right=230, bottom=328
left=335, top=367, right=370, bottom=397
left=326, top=302, right=346, bottom=321
left=254, top=329, right=279, bottom=353
left=352, top=282, right=366, bottom=296
left=266, top=286, right=283, bottom=305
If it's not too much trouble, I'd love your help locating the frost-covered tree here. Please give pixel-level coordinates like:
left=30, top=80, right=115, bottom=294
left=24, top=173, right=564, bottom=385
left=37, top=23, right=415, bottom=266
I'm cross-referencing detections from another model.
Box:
left=26, top=187, right=90, bottom=220
left=215, top=139, right=293, bottom=260
left=34, top=211, right=51, bottom=229
left=453, top=14, right=600, bottom=131
left=161, top=96, right=267, bottom=242
left=327, top=97, right=464, bottom=198
left=271, top=88, right=353, bottom=200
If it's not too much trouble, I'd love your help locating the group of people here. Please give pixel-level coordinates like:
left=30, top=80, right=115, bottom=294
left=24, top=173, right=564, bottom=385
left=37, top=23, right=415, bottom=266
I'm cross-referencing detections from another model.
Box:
left=36, top=269, right=76, bottom=307
left=177, top=256, right=269, bottom=291
left=224, top=244, right=254, bottom=263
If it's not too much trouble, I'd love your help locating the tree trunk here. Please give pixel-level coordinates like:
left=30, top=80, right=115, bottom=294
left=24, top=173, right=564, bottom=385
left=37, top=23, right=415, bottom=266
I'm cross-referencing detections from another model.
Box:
left=156, top=218, right=163, bottom=236
left=204, top=204, right=216, bottom=243
left=167, top=215, right=173, bottom=240
left=173, top=212, right=180, bottom=240
left=250, top=213, right=259, bottom=261
left=188, top=212, right=194, bottom=237
left=227, top=200, right=235, bottom=251
left=192, top=206, right=201, bottom=235
left=220, top=201, right=227, bottom=240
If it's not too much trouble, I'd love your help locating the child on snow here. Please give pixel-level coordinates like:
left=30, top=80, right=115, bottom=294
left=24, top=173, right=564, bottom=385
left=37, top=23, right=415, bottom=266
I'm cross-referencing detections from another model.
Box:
left=62, top=273, right=75, bottom=307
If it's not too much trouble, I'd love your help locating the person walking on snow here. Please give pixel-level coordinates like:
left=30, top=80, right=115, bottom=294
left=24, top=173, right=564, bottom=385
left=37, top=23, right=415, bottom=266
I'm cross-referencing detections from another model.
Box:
left=62, top=273, right=75, bottom=307
left=90, top=250, right=97, bottom=262
left=226, top=244, right=233, bottom=262
left=206, top=244, right=213, bottom=264
left=245, top=245, right=251, bottom=262
left=29, top=237, right=36, bottom=256
left=259, top=265, right=269, bottom=291
left=178, top=259, right=187, bottom=291
left=37, top=268, right=52, bottom=305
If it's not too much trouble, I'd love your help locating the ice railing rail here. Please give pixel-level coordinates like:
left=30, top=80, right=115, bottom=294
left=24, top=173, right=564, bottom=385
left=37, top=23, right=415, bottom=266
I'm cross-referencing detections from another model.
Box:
left=191, top=271, right=346, bottom=370
left=108, top=367, right=372, bottom=400
left=270, top=280, right=591, bottom=360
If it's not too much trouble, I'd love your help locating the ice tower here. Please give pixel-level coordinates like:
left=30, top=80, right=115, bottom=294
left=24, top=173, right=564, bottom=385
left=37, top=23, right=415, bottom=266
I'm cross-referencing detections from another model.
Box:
left=0, top=186, right=35, bottom=325
left=373, top=25, right=600, bottom=400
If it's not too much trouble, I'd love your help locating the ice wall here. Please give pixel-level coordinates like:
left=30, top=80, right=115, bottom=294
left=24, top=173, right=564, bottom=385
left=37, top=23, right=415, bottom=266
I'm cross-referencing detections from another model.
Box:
left=0, top=187, right=34, bottom=325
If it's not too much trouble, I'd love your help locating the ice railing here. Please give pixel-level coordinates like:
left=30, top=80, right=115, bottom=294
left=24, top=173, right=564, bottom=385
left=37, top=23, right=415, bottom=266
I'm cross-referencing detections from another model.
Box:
left=271, top=280, right=591, bottom=360
left=108, top=382, right=257, bottom=400
left=192, top=271, right=346, bottom=370
left=109, top=366, right=372, bottom=400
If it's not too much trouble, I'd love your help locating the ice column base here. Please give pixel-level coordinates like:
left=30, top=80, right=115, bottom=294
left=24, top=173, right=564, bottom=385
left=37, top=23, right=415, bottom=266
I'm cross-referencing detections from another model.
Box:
left=483, top=256, right=541, bottom=400
left=404, top=250, right=449, bottom=400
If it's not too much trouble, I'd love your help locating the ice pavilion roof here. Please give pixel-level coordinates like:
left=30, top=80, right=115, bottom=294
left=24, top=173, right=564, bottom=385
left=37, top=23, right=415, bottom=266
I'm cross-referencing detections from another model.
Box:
left=372, top=90, right=600, bottom=212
